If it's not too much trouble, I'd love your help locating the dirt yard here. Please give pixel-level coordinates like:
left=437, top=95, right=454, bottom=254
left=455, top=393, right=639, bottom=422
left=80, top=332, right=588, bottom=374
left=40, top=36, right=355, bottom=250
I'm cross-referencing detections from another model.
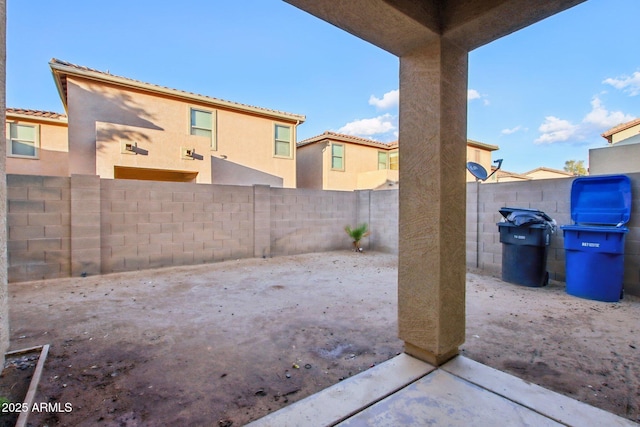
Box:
left=5, top=251, right=640, bottom=426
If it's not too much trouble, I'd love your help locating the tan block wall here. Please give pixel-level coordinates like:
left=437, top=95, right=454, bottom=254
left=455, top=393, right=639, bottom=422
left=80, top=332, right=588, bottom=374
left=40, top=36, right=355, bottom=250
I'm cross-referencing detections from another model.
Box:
left=7, top=172, right=640, bottom=297
left=100, top=179, right=254, bottom=273
left=7, top=175, right=71, bottom=281
left=270, top=188, right=358, bottom=255
left=369, top=189, right=399, bottom=253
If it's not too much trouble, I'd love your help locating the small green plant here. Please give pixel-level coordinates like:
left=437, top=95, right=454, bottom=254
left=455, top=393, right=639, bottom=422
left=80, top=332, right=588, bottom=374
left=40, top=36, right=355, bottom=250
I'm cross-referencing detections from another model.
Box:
left=0, top=396, right=10, bottom=406
left=344, top=223, right=370, bottom=252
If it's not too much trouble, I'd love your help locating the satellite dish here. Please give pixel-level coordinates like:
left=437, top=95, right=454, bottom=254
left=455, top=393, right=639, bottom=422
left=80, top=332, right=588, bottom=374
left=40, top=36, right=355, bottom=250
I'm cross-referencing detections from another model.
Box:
left=466, top=159, right=504, bottom=182
left=466, top=162, right=488, bottom=181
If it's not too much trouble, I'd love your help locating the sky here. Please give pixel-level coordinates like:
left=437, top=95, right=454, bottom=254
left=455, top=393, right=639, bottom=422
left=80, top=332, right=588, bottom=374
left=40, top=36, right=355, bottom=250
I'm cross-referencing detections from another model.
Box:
left=6, top=0, right=640, bottom=174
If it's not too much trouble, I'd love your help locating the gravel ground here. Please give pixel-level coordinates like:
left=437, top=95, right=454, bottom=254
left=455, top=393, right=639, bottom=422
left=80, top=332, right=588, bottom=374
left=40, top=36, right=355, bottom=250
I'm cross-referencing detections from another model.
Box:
left=5, top=251, right=640, bottom=426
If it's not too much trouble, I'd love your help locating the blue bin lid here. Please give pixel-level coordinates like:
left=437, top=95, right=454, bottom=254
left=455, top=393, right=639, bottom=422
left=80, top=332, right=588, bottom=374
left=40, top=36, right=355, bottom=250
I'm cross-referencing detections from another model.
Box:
left=570, top=174, right=632, bottom=226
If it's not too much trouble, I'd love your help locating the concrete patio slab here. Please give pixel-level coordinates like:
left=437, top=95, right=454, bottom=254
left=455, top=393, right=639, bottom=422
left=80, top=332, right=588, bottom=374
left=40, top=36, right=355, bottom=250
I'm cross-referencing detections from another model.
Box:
left=246, top=353, right=435, bottom=427
left=441, top=356, right=637, bottom=427
left=249, top=354, right=639, bottom=427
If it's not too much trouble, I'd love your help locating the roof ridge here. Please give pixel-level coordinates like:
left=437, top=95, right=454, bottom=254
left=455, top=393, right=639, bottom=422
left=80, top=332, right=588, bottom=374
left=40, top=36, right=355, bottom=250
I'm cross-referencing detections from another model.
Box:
left=298, top=131, right=396, bottom=148
left=49, top=58, right=305, bottom=121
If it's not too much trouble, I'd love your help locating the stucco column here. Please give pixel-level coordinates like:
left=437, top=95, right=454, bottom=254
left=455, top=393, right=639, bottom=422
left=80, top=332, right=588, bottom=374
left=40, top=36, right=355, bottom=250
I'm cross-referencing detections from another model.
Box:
left=398, top=38, right=468, bottom=365
left=0, top=0, right=8, bottom=365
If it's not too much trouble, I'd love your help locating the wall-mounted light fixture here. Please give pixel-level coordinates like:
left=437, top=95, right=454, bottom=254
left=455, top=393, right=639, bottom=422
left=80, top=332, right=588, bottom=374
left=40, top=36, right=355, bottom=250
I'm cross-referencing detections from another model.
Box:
left=182, top=147, right=196, bottom=159
left=121, top=141, right=137, bottom=154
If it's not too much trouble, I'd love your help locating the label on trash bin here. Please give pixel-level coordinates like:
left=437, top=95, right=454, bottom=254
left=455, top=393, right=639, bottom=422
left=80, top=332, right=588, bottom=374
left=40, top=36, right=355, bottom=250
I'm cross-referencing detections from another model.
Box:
left=581, top=242, right=600, bottom=248
left=514, top=235, right=526, bottom=240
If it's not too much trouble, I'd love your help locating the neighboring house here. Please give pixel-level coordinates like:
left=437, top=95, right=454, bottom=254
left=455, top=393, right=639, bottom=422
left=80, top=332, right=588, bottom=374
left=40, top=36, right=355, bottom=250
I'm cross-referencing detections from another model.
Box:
left=5, top=108, right=69, bottom=176
left=493, top=169, right=531, bottom=183
left=296, top=132, right=399, bottom=191
left=522, top=167, right=574, bottom=180
left=7, top=59, right=306, bottom=187
left=491, top=167, right=573, bottom=183
left=297, top=132, right=499, bottom=191
left=590, top=117, right=640, bottom=175
left=601, top=118, right=640, bottom=145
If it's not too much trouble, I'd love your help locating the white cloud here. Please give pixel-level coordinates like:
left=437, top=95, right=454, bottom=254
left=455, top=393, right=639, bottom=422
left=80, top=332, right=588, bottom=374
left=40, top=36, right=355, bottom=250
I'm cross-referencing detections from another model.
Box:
left=603, top=71, right=640, bottom=96
left=467, top=89, right=481, bottom=100
left=501, top=126, right=524, bottom=135
left=583, top=96, right=635, bottom=128
left=535, top=116, right=579, bottom=144
left=338, top=114, right=396, bottom=136
left=534, top=97, right=636, bottom=144
left=369, top=90, right=399, bottom=109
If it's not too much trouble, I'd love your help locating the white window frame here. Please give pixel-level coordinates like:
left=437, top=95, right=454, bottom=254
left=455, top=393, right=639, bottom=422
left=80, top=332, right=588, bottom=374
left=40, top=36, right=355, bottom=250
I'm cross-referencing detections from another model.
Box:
left=189, top=107, right=216, bottom=150
left=6, top=122, right=40, bottom=159
left=274, top=124, right=293, bottom=158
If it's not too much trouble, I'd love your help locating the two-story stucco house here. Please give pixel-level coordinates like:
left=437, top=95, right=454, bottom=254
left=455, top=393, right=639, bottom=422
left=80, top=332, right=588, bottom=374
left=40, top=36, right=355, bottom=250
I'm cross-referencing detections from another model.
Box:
left=6, top=59, right=306, bottom=187
left=297, top=132, right=499, bottom=191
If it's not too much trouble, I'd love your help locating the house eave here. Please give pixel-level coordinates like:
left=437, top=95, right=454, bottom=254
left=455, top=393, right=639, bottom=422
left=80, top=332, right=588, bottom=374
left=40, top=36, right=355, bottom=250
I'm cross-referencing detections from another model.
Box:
left=49, top=60, right=306, bottom=124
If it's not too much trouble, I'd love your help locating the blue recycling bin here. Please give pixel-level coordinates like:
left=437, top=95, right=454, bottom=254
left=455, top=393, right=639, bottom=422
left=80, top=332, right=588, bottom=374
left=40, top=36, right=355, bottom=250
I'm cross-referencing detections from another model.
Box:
left=497, top=207, right=555, bottom=287
left=561, top=175, right=632, bottom=302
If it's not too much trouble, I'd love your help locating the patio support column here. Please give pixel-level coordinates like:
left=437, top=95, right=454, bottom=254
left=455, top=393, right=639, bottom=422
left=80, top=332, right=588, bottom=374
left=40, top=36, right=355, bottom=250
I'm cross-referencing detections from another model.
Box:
left=0, top=0, right=8, bottom=366
left=398, top=38, right=468, bottom=366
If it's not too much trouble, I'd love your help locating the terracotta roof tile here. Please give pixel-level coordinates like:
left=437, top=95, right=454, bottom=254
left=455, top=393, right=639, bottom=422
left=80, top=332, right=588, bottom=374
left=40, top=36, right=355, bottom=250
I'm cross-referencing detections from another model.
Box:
left=49, top=58, right=305, bottom=122
left=6, top=108, right=67, bottom=121
left=601, top=117, right=640, bottom=140
left=523, top=166, right=574, bottom=177
left=297, top=131, right=397, bottom=149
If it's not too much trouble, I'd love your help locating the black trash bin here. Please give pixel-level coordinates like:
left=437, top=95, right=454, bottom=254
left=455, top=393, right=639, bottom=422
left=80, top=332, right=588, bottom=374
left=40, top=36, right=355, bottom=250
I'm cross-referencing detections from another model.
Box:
left=497, top=207, right=556, bottom=287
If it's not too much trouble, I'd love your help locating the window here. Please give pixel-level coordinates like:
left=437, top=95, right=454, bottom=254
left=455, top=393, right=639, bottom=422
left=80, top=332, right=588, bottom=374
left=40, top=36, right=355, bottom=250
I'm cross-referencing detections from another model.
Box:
left=389, top=151, right=399, bottom=170
left=190, top=108, right=216, bottom=149
left=378, top=152, right=388, bottom=170
left=331, top=143, right=344, bottom=170
left=274, top=124, right=292, bottom=157
left=7, top=123, right=39, bottom=158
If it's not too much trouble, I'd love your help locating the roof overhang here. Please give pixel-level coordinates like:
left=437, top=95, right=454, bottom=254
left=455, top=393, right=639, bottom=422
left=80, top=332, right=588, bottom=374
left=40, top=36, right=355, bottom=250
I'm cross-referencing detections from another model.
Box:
left=5, top=110, right=68, bottom=125
left=49, top=59, right=306, bottom=124
left=284, top=0, right=586, bottom=54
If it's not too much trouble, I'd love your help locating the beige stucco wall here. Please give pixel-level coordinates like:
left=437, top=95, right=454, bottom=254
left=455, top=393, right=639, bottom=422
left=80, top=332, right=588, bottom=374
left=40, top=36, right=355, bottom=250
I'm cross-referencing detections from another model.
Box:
left=67, top=76, right=298, bottom=187
left=6, top=118, right=69, bottom=176
left=357, top=169, right=399, bottom=189
left=526, top=169, right=572, bottom=180
left=610, top=123, right=640, bottom=144
left=589, top=144, right=640, bottom=175
left=96, top=122, right=212, bottom=183
left=296, top=143, right=325, bottom=190
left=324, top=142, right=383, bottom=191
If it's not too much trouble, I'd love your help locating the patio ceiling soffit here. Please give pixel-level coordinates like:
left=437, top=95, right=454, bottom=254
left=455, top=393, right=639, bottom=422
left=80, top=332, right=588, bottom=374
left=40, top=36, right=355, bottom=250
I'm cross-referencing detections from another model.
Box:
left=284, top=0, right=587, bottom=55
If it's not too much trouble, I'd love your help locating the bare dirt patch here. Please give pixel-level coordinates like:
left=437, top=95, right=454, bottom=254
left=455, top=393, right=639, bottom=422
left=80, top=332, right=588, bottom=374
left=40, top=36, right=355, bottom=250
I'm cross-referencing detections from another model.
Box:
left=6, top=252, right=640, bottom=425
